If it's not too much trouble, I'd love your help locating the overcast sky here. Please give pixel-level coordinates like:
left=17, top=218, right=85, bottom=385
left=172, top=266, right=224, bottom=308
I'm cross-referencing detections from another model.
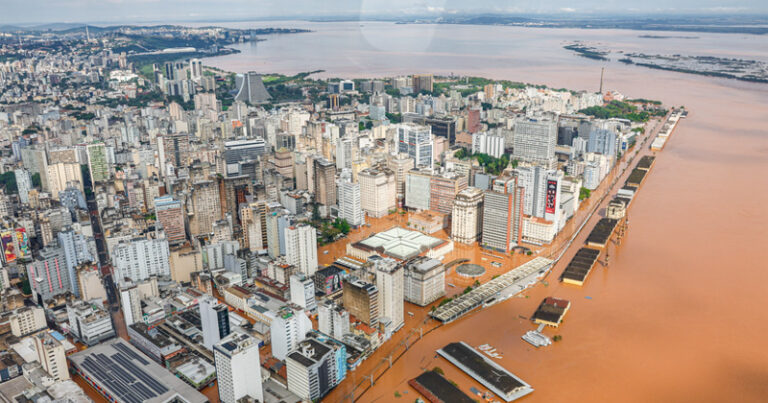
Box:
left=2, top=0, right=766, bottom=25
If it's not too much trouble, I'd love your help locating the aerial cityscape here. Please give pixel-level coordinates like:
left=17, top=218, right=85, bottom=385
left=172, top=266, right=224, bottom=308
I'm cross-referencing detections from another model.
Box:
left=0, top=1, right=767, bottom=403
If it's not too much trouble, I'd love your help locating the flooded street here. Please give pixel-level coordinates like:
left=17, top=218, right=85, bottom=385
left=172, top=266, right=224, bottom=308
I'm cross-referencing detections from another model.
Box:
left=201, top=21, right=768, bottom=402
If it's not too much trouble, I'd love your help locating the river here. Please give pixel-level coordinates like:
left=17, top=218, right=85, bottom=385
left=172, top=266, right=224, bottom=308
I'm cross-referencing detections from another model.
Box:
left=199, top=21, right=768, bottom=402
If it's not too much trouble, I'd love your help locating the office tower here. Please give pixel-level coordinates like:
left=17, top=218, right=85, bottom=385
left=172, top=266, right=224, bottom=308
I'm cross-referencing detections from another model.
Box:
left=15, top=168, right=32, bottom=204
left=412, top=74, right=434, bottom=93
left=484, top=83, right=496, bottom=101
left=472, top=132, right=505, bottom=158
left=467, top=108, right=481, bottom=134
left=318, top=300, right=350, bottom=340
left=290, top=274, right=317, bottom=312
left=120, top=283, right=142, bottom=326
left=327, top=94, right=339, bottom=111
left=20, top=146, right=48, bottom=192
left=358, top=167, right=396, bottom=218
left=513, top=165, right=548, bottom=217
left=190, top=180, right=221, bottom=236
left=370, top=104, right=386, bottom=120
left=214, top=332, right=264, bottom=403
left=224, top=138, right=268, bottom=164
left=405, top=169, right=432, bottom=211
left=286, top=339, right=341, bottom=401
left=112, top=237, right=171, bottom=282
left=376, top=259, right=404, bottom=332
left=271, top=306, right=312, bottom=360
left=398, top=124, right=433, bottom=169
left=86, top=143, right=109, bottom=184
left=264, top=206, right=286, bottom=258
left=512, top=118, right=558, bottom=169
left=158, top=134, right=190, bottom=174
left=272, top=148, right=294, bottom=179
left=234, top=72, right=272, bottom=104
left=154, top=196, right=186, bottom=246
left=335, top=137, right=355, bottom=170
left=66, top=300, right=115, bottom=345
left=544, top=170, right=564, bottom=228
left=284, top=224, right=318, bottom=277
left=164, top=61, right=177, bottom=81
left=27, top=245, right=70, bottom=304
left=451, top=187, right=484, bottom=244
left=312, top=157, right=336, bottom=212
left=429, top=172, right=468, bottom=215
left=338, top=178, right=364, bottom=227
left=199, top=296, right=231, bottom=350
left=58, top=228, right=94, bottom=298
left=403, top=114, right=458, bottom=145
left=34, top=332, right=70, bottom=381
left=46, top=162, right=83, bottom=200
left=482, top=177, right=524, bottom=252
left=342, top=277, right=379, bottom=326
left=189, top=58, right=203, bottom=82
left=403, top=257, right=446, bottom=306
left=587, top=128, right=618, bottom=158
left=387, top=154, right=414, bottom=205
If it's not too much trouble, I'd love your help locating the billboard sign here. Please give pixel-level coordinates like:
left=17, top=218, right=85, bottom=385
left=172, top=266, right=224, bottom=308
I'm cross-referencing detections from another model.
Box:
left=545, top=180, right=558, bottom=214
left=1, top=231, right=16, bottom=263
left=16, top=228, right=29, bottom=258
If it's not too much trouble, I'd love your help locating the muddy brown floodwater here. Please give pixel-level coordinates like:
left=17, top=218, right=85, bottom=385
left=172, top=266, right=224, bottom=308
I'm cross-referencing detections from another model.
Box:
left=200, top=22, right=768, bottom=402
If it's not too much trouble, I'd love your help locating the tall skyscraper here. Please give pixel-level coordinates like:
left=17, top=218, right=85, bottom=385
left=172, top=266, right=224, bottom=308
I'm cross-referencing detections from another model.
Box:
left=15, top=168, right=32, bottom=204
left=338, top=176, right=364, bottom=227
left=86, top=143, right=109, bottom=184
left=284, top=224, right=318, bottom=277
left=214, top=332, right=264, bottom=403
left=46, top=162, right=83, bottom=200
left=270, top=306, right=312, bottom=360
left=358, top=167, right=396, bottom=218
left=387, top=154, right=414, bottom=206
left=451, top=187, right=484, bottom=244
left=190, top=180, right=221, bottom=237
left=199, top=296, right=231, bottom=350
left=472, top=132, right=505, bottom=158
left=398, top=124, right=433, bottom=169
left=342, top=277, right=379, bottom=326
left=154, top=196, right=186, bottom=246
left=376, top=259, right=404, bottom=332
left=189, top=58, right=203, bottom=83
left=58, top=228, right=94, bottom=298
left=312, top=157, right=337, bottom=213
left=27, top=245, right=70, bottom=304
left=482, top=177, right=524, bottom=252
left=512, top=118, right=558, bottom=169
left=412, top=74, right=434, bottom=93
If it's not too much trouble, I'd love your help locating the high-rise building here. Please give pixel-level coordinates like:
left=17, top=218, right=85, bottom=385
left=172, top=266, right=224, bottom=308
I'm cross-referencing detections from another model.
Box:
left=512, top=118, right=558, bottom=169
left=405, top=169, right=432, bottom=211
left=318, top=300, right=350, bottom=340
left=290, top=274, right=317, bottom=312
left=376, top=259, right=404, bottom=332
left=15, top=168, right=33, bottom=204
left=451, top=187, right=484, bottom=244
left=213, top=332, right=264, bottom=403
left=58, top=228, right=94, bottom=298
left=472, top=132, right=505, bottom=158
left=27, top=245, right=70, bottom=304
left=467, top=108, right=481, bottom=134
left=412, top=74, right=434, bottom=93
left=154, top=196, right=186, bottom=246
left=234, top=72, right=272, bottom=104
left=284, top=224, right=318, bottom=277
left=313, top=157, right=337, bottom=213
left=158, top=134, right=190, bottom=174
left=119, top=283, right=142, bottom=326
left=86, top=143, right=109, bottom=184
left=8, top=306, right=46, bottom=337
left=189, top=58, right=203, bottom=83
left=46, top=162, right=83, bottom=200
left=34, top=331, right=70, bottom=382
left=112, top=237, right=171, bottom=283
left=358, top=167, right=396, bottom=218
left=77, top=264, right=107, bottom=302
left=335, top=137, right=355, bottom=170
left=403, top=257, right=446, bottom=306
left=199, top=296, right=231, bottom=350
left=398, top=124, right=433, bottom=169
left=387, top=154, right=414, bottom=206
left=270, top=306, right=313, bottom=361
left=342, top=277, right=379, bottom=326
left=190, top=180, right=221, bottom=237
left=482, top=177, right=524, bottom=252
left=338, top=177, right=364, bottom=227
left=286, top=338, right=342, bottom=401
left=429, top=172, right=468, bottom=215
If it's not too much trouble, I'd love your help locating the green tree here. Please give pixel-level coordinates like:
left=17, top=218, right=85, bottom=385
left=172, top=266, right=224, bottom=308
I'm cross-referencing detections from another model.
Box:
left=579, top=187, right=591, bottom=201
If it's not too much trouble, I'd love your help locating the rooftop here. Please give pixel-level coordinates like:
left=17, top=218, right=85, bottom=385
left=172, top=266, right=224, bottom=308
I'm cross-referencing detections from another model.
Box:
left=353, top=227, right=446, bottom=260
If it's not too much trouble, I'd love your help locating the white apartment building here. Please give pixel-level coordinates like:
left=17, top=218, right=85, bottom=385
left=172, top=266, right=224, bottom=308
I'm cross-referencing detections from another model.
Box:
left=284, top=224, right=318, bottom=277
left=451, top=187, right=484, bottom=244
left=213, top=332, right=263, bottom=403
left=359, top=167, right=396, bottom=218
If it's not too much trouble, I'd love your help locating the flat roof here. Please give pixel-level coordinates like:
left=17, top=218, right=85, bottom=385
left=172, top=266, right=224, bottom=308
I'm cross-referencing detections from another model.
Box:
left=438, top=342, right=533, bottom=402
left=354, top=227, right=446, bottom=260
left=408, top=370, right=476, bottom=403
left=68, top=339, right=207, bottom=403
